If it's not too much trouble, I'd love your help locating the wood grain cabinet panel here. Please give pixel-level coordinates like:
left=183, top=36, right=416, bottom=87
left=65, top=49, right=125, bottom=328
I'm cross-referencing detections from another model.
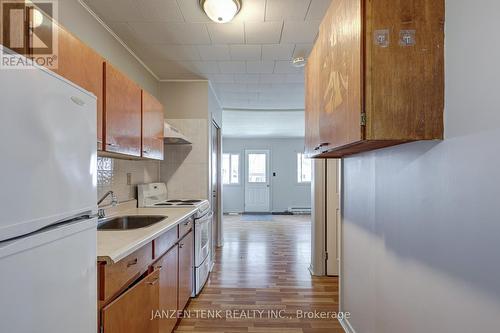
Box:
left=154, top=246, right=179, bottom=333
left=305, top=0, right=444, bottom=158
left=102, top=269, right=160, bottom=333
left=178, top=231, right=193, bottom=311
left=142, top=90, right=165, bottom=160
left=104, top=62, right=142, bottom=157
left=53, top=27, right=104, bottom=150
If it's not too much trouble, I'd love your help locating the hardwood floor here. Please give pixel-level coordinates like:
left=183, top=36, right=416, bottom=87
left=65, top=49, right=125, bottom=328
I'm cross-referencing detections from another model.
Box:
left=175, top=215, right=343, bottom=333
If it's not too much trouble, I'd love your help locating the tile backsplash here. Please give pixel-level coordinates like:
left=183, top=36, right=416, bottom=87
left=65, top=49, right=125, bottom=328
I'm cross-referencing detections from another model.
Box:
left=97, top=156, right=160, bottom=206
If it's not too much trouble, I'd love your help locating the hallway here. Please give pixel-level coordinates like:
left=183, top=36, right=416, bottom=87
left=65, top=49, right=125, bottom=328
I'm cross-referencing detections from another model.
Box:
left=176, top=215, right=342, bottom=333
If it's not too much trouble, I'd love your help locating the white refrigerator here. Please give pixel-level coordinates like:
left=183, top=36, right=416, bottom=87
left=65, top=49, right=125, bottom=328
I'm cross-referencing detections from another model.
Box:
left=0, top=51, right=98, bottom=333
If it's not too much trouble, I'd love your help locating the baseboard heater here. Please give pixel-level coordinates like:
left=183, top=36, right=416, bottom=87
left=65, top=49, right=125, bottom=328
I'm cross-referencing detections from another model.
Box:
left=287, top=207, right=311, bottom=215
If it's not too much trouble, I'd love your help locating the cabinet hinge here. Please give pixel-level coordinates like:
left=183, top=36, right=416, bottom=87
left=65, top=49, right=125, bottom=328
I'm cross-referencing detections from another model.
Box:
left=360, top=112, right=367, bottom=126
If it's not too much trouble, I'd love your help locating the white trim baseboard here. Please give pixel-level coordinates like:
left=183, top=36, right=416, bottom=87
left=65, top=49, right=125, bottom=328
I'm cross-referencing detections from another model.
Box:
left=339, top=317, right=356, bottom=333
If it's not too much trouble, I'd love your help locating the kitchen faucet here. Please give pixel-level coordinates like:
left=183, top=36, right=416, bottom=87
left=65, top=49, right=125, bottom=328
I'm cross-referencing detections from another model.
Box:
left=97, top=191, right=118, bottom=219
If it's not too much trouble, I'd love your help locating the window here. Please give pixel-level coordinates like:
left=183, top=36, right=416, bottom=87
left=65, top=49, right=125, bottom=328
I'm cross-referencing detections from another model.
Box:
left=297, top=153, right=312, bottom=183
left=248, top=153, right=267, bottom=183
left=222, top=153, right=240, bottom=185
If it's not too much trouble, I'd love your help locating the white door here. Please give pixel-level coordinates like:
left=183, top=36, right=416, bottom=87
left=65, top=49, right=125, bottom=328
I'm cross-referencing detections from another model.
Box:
left=244, top=150, right=270, bottom=212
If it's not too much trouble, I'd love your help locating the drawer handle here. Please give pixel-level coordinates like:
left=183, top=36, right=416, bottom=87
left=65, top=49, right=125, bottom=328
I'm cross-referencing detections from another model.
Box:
left=127, top=258, right=138, bottom=267
left=147, top=278, right=159, bottom=286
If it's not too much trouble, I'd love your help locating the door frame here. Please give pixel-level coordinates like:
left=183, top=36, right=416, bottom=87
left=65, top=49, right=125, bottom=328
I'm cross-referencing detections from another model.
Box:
left=244, top=149, right=271, bottom=213
left=210, top=120, right=223, bottom=251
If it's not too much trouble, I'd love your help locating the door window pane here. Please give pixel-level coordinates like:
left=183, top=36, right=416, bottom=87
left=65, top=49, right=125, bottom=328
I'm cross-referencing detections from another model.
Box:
left=248, top=153, right=267, bottom=183
left=222, top=154, right=230, bottom=184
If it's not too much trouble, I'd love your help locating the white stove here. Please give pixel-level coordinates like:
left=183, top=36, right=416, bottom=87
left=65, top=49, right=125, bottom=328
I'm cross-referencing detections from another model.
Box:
left=137, top=183, right=210, bottom=217
left=137, top=183, right=212, bottom=296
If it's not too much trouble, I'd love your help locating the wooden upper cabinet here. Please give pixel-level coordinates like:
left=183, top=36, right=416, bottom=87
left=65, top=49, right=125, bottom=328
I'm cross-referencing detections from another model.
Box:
left=53, top=27, right=104, bottom=150
left=142, top=90, right=165, bottom=160
left=104, top=62, right=142, bottom=157
left=304, top=43, right=321, bottom=157
left=178, top=231, right=193, bottom=311
left=305, top=0, right=444, bottom=158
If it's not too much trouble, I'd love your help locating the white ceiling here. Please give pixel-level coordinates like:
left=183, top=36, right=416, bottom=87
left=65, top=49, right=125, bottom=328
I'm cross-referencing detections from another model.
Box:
left=223, top=110, right=304, bottom=138
left=83, top=0, right=330, bottom=110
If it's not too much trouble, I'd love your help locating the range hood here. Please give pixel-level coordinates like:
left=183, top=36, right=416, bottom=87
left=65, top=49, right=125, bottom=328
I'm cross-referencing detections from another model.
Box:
left=163, top=122, right=191, bottom=145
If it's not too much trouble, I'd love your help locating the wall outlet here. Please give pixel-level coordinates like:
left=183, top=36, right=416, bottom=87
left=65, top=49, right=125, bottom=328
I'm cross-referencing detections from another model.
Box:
left=126, top=173, right=132, bottom=185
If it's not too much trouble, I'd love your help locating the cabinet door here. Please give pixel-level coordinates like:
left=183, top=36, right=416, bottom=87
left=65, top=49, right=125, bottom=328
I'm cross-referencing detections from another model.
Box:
left=102, top=269, right=159, bottom=333
left=142, top=90, right=164, bottom=160
left=53, top=27, right=104, bottom=150
left=104, top=62, right=142, bottom=157
left=154, top=245, right=178, bottom=333
left=304, top=43, right=321, bottom=156
left=317, top=0, right=363, bottom=152
left=178, top=231, right=193, bottom=311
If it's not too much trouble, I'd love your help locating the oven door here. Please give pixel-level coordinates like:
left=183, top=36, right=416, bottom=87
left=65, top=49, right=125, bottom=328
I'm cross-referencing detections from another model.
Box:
left=194, top=211, right=213, bottom=267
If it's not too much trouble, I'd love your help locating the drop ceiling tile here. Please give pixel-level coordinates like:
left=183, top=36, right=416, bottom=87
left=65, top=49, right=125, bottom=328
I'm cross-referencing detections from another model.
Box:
left=229, top=44, right=261, bottom=61
left=234, top=74, right=260, bottom=83
left=232, top=0, right=266, bottom=22
left=136, top=0, right=184, bottom=22
left=106, top=21, right=138, bottom=46
left=181, top=61, right=220, bottom=74
left=128, top=22, right=211, bottom=44
left=306, top=0, right=332, bottom=20
left=286, top=73, right=305, bottom=83
left=218, top=61, right=247, bottom=74
left=177, top=0, right=212, bottom=23
left=85, top=0, right=140, bottom=22
left=246, top=83, right=273, bottom=93
left=293, top=43, right=314, bottom=58
left=207, top=23, right=245, bottom=44
left=281, top=20, right=320, bottom=43
left=265, top=0, right=312, bottom=21
left=207, top=74, right=235, bottom=83
left=259, top=73, right=287, bottom=84
left=274, top=61, right=304, bottom=74
left=244, top=21, right=283, bottom=44
left=246, top=61, right=276, bottom=74
left=145, top=44, right=201, bottom=62
left=262, top=44, right=295, bottom=60
left=215, top=83, right=248, bottom=93
left=197, top=45, right=231, bottom=61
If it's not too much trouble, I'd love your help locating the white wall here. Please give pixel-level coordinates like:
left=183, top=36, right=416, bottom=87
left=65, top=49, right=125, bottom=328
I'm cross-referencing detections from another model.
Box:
left=223, top=138, right=311, bottom=213
left=341, top=1, right=500, bottom=332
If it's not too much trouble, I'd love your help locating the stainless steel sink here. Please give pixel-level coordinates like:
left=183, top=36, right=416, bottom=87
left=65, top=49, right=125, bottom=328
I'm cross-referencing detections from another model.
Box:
left=97, top=215, right=167, bottom=230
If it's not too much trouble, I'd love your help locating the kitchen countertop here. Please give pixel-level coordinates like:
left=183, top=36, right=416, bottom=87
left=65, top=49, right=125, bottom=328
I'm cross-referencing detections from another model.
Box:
left=97, top=201, right=197, bottom=264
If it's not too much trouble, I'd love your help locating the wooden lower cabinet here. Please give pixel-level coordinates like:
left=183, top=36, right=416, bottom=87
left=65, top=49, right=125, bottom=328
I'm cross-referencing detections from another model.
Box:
left=154, top=245, right=179, bottom=333
left=102, top=269, right=160, bottom=333
left=178, top=231, right=193, bottom=311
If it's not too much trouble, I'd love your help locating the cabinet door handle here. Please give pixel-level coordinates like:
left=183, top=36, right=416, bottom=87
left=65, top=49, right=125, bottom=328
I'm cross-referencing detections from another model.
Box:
left=106, top=143, right=118, bottom=147
left=179, top=243, right=184, bottom=249
left=184, top=220, right=190, bottom=226
left=143, top=150, right=149, bottom=154
left=127, top=258, right=138, bottom=267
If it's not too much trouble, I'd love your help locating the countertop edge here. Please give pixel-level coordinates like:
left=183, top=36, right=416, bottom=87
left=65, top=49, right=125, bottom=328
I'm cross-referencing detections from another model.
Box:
left=97, top=207, right=197, bottom=264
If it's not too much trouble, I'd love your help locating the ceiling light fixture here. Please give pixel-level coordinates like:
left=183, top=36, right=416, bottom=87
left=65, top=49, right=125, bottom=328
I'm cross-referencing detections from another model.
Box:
left=292, top=57, right=306, bottom=68
left=200, top=0, right=242, bottom=24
